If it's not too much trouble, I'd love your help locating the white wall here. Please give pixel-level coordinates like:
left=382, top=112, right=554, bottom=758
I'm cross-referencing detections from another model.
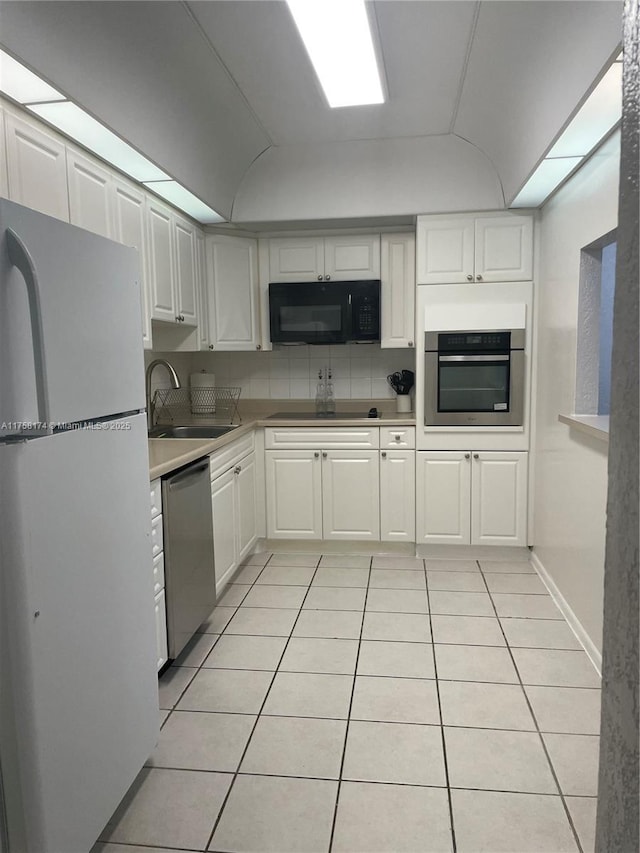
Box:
left=533, top=132, right=620, bottom=655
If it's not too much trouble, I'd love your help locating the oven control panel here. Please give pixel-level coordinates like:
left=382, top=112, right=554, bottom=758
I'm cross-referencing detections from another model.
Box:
left=438, top=331, right=511, bottom=352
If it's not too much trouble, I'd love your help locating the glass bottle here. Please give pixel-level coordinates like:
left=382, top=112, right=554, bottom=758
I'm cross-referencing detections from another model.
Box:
left=325, top=368, right=336, bottom=416
left=315, top=369, right=326, bottom=416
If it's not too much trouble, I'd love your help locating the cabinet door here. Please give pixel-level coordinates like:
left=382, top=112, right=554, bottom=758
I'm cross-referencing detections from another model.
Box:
left=196, top=231, right=210, bottom=350
left=269, top=237, right=324, bottom=282
left=380, top=233, right=415, bottom=348
left=380, top=450, right=415, bottom=542
left=5, top=110, right=70, bottom=220
left=154, top=588, right=168, bottom=672
left=265, top=450, right=322, bottom=539
left=324, top=234, right=380, bottom=281
left=236, top=452, right=258, bottom=562
left=211, top=467, right=238, bottom=595
left=322, top=451, right=380, bottom=540
left=0, top=108, right=8, bottom=199
left=416, top=217, right=474, bottom=284
left=147, top=198, right=176, bottom=322
left=67, top=148, right=115, bottom=238
left=113, top=178, right=152, bottom=349
left=416, top=451, right=471, bottom=544
left=174, top=215, right=198, bottom=326
left=471, top=452, right=528, bottom=546
left=207, top=235, right=259, bottom=350
left=474, top=216, right=533, bottom=282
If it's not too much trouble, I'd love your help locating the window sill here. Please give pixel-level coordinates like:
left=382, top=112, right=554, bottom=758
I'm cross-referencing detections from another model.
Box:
left=558, top=414, right=610, bottom=443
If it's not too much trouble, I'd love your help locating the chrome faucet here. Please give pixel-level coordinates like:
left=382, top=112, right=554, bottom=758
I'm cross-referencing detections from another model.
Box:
left=145, top=359, right=181, bottom=430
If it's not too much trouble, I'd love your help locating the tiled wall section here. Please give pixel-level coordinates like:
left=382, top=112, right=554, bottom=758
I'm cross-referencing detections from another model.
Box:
left=191, top=345, right=416, bottom=399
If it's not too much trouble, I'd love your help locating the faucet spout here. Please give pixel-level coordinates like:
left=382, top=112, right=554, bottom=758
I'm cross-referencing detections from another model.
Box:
left=146, top=359, right=181, bottom=430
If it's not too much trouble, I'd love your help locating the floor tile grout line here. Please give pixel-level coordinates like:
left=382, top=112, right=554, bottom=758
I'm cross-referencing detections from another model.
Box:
left=327, top=554, right=372, bottom=853
left=478, top=561, right=586, bottom=853
left=203, top=552, right=325, bottom=851
left=429, top=556, right=458, bottom=853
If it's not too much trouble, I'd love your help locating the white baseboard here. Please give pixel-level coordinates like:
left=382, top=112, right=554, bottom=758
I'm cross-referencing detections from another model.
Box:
left=530, top=551, right=602, bottom=675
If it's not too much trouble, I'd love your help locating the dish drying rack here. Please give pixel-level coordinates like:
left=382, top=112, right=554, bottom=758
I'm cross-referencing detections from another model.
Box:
left=152, top=386, right=241, bottom=424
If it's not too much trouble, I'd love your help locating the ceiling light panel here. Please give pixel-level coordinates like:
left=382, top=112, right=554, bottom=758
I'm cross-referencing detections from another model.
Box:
left=0, top=49, right=64, bottom=103
left=27, top=102, right=170, bottom=182
left=143, top=181, right=224, bottom=224
left=511, top=157, right=583, bottom=208
left=287, top=0, right=384, bottom=108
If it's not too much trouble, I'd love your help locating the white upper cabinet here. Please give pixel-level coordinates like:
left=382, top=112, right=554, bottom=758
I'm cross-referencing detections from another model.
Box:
left=113, top=178, right=152, bottom=349
left=269, top=234, right=380, bottom=282
left=324, top=234, right=380, bottom=281
left=196, top=230, right=210, bottom=350
left=173, top=215, right=198, bottom=327
left=206, top=234, right=260, bottom=350
left=416, top=213, right=533, bottom=284
left=380, top=232, right=415, bottom=348
left=147, top=198, right=175, bottom=322
left=0, top=108, right=8, bottom=199
left=67, top=147, right=115, bottom=239
left=5, top=109, right=70, bottom=221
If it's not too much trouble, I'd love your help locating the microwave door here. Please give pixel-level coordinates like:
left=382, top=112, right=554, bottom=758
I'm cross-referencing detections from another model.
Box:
left=270, top=283, right=348, bottom=344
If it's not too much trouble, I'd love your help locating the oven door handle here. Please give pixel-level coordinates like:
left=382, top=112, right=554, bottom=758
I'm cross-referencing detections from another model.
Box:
left=439, top=354, right=510, bottom=362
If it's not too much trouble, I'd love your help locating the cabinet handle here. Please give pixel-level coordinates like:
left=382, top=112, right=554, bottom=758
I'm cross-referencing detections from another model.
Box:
left=256, top=344, right=262, bottom=350
left=325, top=275, right=331, bottom=281
left=175, top=316, right=180, bottom=323
left=314, top=452, right=319, bottom=458
left=476, top=275, right=483, bottom=282
left=381, top=451, right=387, bottom=458
left=208, top=344, right=214, bottom=350
left=317, top=275, right=323, bottom=281
left=234, top=465, right=241, bottom=474
left=465, top=453, right=470, bottom=460
left=322, top=451, right=328, bottom=458
left=473, top=453, right=479, bottom=460
left=466, top=274, right=473, bottom=281
left=408, top=341, right=414, bottom=347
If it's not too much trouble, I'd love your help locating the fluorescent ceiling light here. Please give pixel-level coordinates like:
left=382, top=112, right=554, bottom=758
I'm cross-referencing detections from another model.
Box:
left=144, top=181, right=224, bottom=224
left=547, top=63, right=622, bottom=157
left=0, top=49, right=64, bottom=103
left=28, top=102, right=170, bottom=182
left=287, top=0, right=384, bottom=108
left=511, top=157, right=582, bottom=208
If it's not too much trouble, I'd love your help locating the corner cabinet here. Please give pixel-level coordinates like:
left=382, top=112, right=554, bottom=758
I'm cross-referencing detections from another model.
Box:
left=416, top=450, right=528, bottom=547
left=205, top=234, right=260, bottom=351
left=416, top=213, right=533, bottom=284
left=269, top=234, right=380, bottom=282
left=380, top=232, right=415, bottom=349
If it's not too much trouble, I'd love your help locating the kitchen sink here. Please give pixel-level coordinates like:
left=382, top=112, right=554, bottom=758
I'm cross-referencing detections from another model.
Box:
left=148, top=425, right=239, bottom=439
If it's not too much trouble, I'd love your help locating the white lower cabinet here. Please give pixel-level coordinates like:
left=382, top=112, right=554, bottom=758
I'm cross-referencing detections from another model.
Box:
left=210, top=445, right=258, bottom=594
left=416, top=451, right=527, bottom=546
left=265, top=451, right=322, bottom=539
left=150, top=478, right=168, bottom=672
left=380, top=450, right=415, bottom=542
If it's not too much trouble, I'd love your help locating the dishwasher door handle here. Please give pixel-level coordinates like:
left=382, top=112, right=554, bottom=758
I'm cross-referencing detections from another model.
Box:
left=167, top=461, right=209, bottom=487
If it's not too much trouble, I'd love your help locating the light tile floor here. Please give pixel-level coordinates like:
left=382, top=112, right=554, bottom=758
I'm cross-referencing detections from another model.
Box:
left=95, top=553, right=600, bottom=853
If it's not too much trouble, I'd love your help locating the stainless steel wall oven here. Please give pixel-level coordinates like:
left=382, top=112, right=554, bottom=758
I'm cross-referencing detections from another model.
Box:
left=424, top=329, right=525, bottom=426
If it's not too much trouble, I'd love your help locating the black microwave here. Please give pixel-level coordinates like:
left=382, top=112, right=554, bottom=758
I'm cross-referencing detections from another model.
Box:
left=269, top=280, right=380, bottom=345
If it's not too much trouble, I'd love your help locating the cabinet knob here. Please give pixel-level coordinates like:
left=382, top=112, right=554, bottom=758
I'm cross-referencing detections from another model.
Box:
left=325, top=275, right=331, bottom=281
left=175, top=316, right=180, bottom=323
left=466, top=274, right=473, bottom=281
left=381, top=451, right=387, bottom=458
left=234, top=465, right=241, bottom=474
left=209, top=344, right=214, bottom=350
left=476, top=275, right=483, bottom=282
left=408, top=341, right=414, bottom=347
left=465, top=453, right=470, bottom=459
left=394, top=434, right=401, bottom=442
left=317, top=275, right=323, bottom=281
left=473, top=453, right=479, bottom=459
left=256, top=344, right=262, bottom=350
left=322, top=451, right=328, bottom=458
left=314, top=452, right=320, bottom=458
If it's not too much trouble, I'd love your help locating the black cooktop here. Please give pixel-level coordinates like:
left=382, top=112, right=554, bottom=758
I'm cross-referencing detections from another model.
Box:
left=267, top=411, right=379, bottom=420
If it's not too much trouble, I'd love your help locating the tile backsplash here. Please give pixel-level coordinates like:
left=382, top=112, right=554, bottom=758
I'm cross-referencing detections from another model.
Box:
left=187, top=344, right=415, bottom=400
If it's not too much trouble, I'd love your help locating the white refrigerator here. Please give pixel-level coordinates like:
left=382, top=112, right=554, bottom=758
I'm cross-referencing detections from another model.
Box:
left=0, top=199, right=158, bottom=852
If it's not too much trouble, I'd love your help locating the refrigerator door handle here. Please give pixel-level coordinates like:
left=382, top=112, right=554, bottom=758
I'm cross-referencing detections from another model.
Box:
left=6, top=228, right=52, bottom=435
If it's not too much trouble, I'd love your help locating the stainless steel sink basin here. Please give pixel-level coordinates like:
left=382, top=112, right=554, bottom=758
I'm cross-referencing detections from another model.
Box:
left=148, top=425, right=239, bottom=439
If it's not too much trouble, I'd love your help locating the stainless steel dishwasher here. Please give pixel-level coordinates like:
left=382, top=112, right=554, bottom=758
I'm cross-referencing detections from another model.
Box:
left=162, top=457, right=216, bottom=660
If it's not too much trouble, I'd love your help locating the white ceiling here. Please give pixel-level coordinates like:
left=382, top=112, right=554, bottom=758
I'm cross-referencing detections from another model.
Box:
left=0, top=1, right=623, bottom=226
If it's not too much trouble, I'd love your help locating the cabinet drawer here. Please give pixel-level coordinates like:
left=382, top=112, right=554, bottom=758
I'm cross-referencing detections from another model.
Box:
left=265, top=427, right=379, bottom=450
left=151, top=513, right=164, bottom=559
left=150, top=478, right=162, bottom=519
left=209, top=432, right=255, bottom=481
left=152, top=551, right=165, bottom=595
left=380, top=426, right=415, bottom=449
